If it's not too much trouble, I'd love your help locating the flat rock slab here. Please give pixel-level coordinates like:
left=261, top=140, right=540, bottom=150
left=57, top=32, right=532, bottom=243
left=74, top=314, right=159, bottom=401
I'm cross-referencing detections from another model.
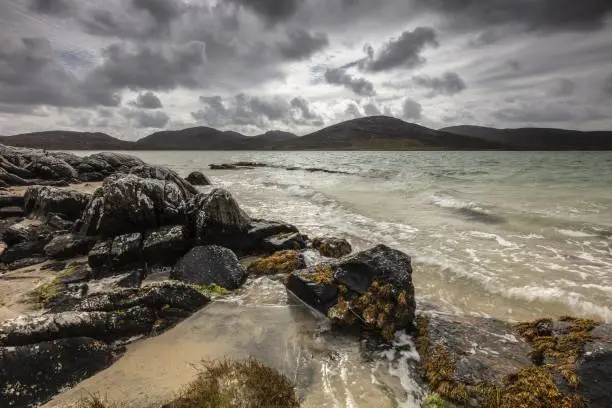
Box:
left=0, top=337, right=113, bottom=408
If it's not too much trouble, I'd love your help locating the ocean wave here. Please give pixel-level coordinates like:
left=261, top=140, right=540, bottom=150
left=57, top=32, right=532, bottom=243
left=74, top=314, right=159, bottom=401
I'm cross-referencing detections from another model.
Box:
left=431, top=192, right=505, bottom=224
left=556, top=228, right=598, bottom=238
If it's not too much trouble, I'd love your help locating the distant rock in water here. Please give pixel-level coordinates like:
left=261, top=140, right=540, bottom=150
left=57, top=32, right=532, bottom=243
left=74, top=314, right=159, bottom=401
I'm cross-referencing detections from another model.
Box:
left=208, top=161, right=353, bottom=175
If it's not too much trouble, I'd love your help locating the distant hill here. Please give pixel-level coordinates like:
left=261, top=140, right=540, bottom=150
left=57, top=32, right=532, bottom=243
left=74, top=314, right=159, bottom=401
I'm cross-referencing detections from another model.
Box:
left=275, top=116, right=504, bottom=150
left=441, top=125, right=612, bottom=150
left=134, top=127, right=248, bottom=150
left=2, top=117, right=610, bottom=151
left=0, top=131, right=131, bottom=150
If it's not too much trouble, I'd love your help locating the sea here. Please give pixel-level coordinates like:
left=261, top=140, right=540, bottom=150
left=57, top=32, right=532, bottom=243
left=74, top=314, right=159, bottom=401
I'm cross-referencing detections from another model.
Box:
left=51, top=150, right=612, bottom=407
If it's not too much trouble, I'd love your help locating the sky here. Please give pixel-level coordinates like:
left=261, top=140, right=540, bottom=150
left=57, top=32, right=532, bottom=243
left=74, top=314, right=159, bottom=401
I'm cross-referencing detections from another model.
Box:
left=1, top=0, right=611, bottom=139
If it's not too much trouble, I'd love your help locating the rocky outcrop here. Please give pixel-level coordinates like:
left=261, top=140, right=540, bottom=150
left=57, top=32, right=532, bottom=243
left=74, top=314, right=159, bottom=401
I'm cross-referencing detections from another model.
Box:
left=43, top=233, right=97, bottom=259
left=185, top=171, right=211, bottom=185
left=0, top=337, right=113, bottom=408
left=23, top=186, right=91, bottom=221
left=25, top=154, right=78, bottom=181
left=287, top=244, right=415, bottom=339
left=312, top=236, right=352, bottom=258
left=76, top=152, right=144, bottom=181
left=2, top=219, right=54, bottom=246
left=576, top=324, right=612, bottom=408
left=75, top=172, right=195, bottom=237
left=0, top=144, right=77, bottom=186
left=172, top=245, right=248, bottom=290
left=129, top=165, right=198, bottom=196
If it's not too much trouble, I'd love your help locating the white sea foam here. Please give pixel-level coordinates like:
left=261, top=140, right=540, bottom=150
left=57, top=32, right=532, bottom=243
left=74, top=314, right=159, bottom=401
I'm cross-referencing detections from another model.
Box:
left=556, top=228, right=597, bottom=238
left=468, top=231, right=517, bottom=248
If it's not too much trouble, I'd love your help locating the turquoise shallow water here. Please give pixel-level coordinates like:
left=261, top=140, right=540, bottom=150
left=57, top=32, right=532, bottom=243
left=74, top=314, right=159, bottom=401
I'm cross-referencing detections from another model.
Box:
left=73, top=151, right=612, bottom=322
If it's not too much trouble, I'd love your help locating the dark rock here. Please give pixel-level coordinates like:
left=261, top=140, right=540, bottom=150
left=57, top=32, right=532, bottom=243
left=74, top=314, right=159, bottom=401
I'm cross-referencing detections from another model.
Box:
left=312, top=237, right=352, bottom=258
left=45, top=213, right=74, bottom=230
left=23, top=186, right=91, bottom=221
left=49, top=151, right=83, bottom=168
left=210, top=163, right=237, bottom=170
left=187, top=188, right=251, bottom=248
left=43, top=233, right=97, bottom=259
left=75, top=172, right=194, bottom=237
left=247, top=219, right=299, bottom=243
left=78, top=171, right=105, bottom=182
left=2, top=219, right=54, bottom=246
left=0, top=195, right=24, bottom=208
left=416, top=313, right=533, bottom=406
left=79, top=281, right=209, bottom=313
left=0, top=206, right=24, bottom=218
left=185, top=171, right=211, bottom=186
left=1, top=240, right=48, bottom=264
left=142, top=225, right=191, bottom=266
left=24, top=154, right=78, bottom=181
left=129, top=165, right=198, bottom=196
left=110, top=232, right=143, bottom=267
left=40, top=261, right=67, bottom=272
left=262, top=232, right=308, bottom=252
left=78, top=152, right=144, bottom=177
left=5, top=257, right=48, bottom=270
left=172, top=245, right=247, bottom=290
left=0, top=337, right=113, bottom=408
left=0, top=307, right=157, bottom=347
left=287, top=245, right=416, bottom=338
left=576, top=324, right=612, bottom=408
left=88, top=240, right=113, bottom=272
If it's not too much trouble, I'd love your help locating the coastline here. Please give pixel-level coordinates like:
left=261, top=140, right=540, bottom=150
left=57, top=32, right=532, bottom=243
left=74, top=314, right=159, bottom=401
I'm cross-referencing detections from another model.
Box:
left=0, top=144, right=610, bottom=408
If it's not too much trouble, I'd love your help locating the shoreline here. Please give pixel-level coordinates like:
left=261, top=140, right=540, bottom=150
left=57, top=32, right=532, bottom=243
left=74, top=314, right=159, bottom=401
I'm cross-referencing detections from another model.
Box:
left=0, top=143, right=610, bottom=408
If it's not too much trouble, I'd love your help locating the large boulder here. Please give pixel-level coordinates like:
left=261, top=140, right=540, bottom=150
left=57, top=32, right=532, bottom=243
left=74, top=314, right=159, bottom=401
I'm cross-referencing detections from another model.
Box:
left=171, top=245, right=248, bottom=290
left=185, top=171, right=211, bottom=186
left=43, top=233, right=97, bottom=259
left=129, top=165, right=198, bottom=196
left=77, top=152, right=144, bottom=181
left=23, top=186, right=91, bottom=221
left=187, top=188, right=251, bottom=246
left=287, top=244, right=416, bottom=339
left=1, top=239, right=48, bottom=264
left=23, top=154, right=78, bottom=181
left=110, top=232, right=143, bottom=267
left=0, top=337, right=113, bottom=408
left=75, top=171, right=195, bottom=237
left=2, top=219, right=54, bottom=246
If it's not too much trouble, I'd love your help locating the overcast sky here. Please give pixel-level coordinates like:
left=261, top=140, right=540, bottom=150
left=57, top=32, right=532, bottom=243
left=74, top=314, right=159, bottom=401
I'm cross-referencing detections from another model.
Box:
left=1, top=0, right=611, bottom=139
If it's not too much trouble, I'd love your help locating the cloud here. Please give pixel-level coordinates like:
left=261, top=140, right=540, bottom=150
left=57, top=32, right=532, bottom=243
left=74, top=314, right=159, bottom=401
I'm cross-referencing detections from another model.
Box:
left=88, top=41, right=206, bottom=91
left=493, top=99, right=607, bottom=124
left=548, top=78, right=576, bottom=97
left=363, top=102, right=382, bottom=116
left=413, top=72, right=467, bottom=96
left=324, top=68, right=376, bottom=96
left=229, top=0, right=304, bottom=25
left=605, top=73, right=612, bottom=96
left=415, top=0, right=612, bottom=32
left=277, top=30, right=329, bottom=60
left=345, top=102, right=362, bottom=118
left=131, top=0, right=182, bottom=25
left=122, top=108, right=170, bottom=128
left=192, top=94, right=323, bottom=128
left=130, top=92, right=163, bottom=109
left=28, top=0, right=74, bottom=15
left=0, top=37, right=120, bottom=108
left=358, top=27, right=439, bottom=72
left=402, top=98, right=422, bottom=120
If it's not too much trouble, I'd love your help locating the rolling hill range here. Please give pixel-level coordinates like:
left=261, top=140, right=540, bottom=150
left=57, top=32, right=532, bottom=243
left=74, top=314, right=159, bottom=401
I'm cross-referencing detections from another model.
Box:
left=441, top=125, right=612, bottom=150
left=1, top=116, right=610, bottom=150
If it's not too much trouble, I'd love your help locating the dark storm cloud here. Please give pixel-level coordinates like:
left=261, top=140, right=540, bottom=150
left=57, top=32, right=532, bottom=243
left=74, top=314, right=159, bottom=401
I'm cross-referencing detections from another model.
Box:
left=88, top=41, right=206, bottom=91
left=192, top=94, right=322, bottom=128
left=604, top=73, right=612, bottom=96
left=324, top=68, right=376, bottom=96
left=122, top=108, right=170, bottom=128
left=493, top=99, right=608, bottom=124
left=358, top=27, right=439, bottom=72
left=277, top=30, right=329, bottom=60
left=79, top=9, right=152, bottom=39
left=229, top=0, right=304, bottom=25
left=402, top=98, right=422, bottom=120
left=415, top=0, right=612, bottom=32
left=29, top=0, right=74, bottom=15
left=413, top=72, right=467, bottom=96
left=0, top=37, right=120, bottom=108
left=130, top=92, right=163, bottom=109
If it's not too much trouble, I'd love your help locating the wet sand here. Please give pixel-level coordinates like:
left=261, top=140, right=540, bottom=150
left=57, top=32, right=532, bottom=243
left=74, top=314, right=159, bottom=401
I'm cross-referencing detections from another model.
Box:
left=0, top=263, right=52, bottom=322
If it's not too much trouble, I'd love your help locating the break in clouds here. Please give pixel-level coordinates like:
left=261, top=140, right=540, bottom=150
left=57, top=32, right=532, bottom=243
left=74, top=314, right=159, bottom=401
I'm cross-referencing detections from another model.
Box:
left=0, top=0, right=611, bottom=138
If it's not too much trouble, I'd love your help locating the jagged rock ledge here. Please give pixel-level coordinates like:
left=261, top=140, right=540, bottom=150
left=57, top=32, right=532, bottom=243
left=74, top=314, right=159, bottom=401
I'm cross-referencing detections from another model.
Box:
left=0, top=144, right=609, bottom=408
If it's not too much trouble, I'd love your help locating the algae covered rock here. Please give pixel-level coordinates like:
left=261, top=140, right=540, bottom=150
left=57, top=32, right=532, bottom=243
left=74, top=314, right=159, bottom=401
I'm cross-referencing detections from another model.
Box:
left=0, top=337, right=113, bottom=408
left=312, top=236, right=352, bottom=258
left=172, top=245, right=248, bottom=290
left=247, top=250, right=306, bottom=276
left=287, top=244, right=416, bottom=339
